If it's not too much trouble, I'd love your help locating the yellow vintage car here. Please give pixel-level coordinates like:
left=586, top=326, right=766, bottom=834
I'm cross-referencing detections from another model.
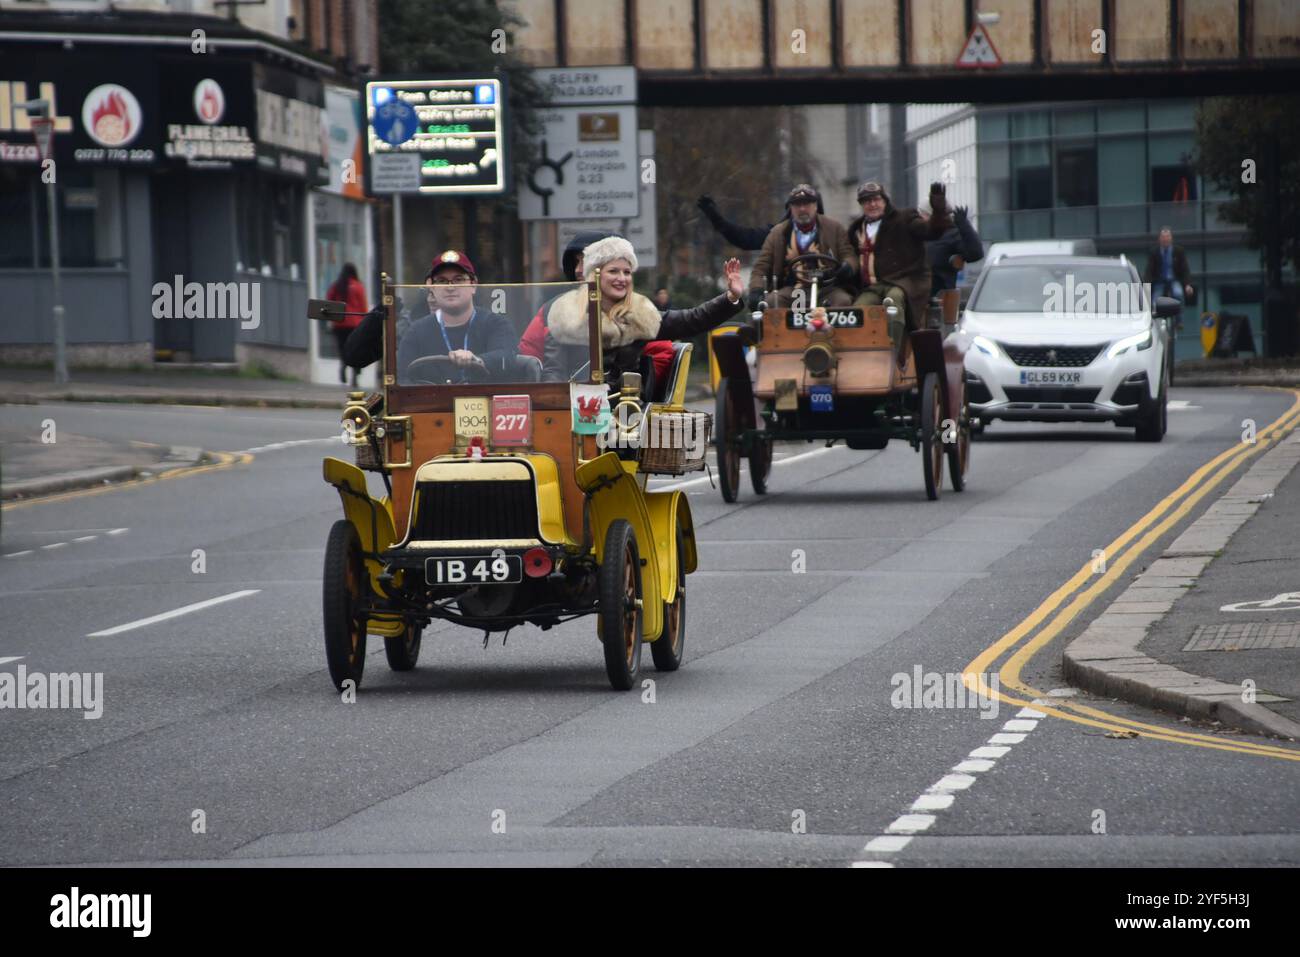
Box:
left=308, top=274, right=706, bottom=692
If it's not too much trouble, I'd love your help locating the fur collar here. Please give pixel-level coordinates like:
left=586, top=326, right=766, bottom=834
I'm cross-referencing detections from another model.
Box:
left=546, top=288, right=663, bottom=347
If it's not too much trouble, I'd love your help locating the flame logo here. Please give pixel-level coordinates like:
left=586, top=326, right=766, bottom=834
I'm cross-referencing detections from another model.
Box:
left=195, top=80, right=224, bottom=124
left=91, top=91, right=132, bottom=143
left=82, top=84, right=141, bottom=147
left=200, top=88, right=220, bottom=121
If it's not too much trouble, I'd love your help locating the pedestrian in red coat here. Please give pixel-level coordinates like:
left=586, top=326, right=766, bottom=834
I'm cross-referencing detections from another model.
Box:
left=326, top=263, right=368, bottom=385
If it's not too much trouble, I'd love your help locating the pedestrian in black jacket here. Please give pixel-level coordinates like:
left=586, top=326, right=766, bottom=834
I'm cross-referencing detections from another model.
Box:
left=928, top=205, right=984, bottom=295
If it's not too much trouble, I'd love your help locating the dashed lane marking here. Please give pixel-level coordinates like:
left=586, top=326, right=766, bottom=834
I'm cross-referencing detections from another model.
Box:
left=855, top=704, right=1049, bottom=866
left=87, top=589, right=261, bottom=638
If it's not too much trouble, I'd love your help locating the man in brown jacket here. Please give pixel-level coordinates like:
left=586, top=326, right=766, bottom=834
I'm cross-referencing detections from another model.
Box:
left=849, top=180, right=951, bottom=364
left=748, top=183, right=858, bottom=309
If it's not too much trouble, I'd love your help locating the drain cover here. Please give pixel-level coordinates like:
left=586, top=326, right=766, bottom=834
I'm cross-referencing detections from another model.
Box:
left=1184, top=621, right=1300, bottom=651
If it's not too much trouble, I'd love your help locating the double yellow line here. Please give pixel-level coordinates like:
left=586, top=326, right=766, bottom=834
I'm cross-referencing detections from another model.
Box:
left=965, top=389, right=1300, bottom=762
left=1, top=451, right=251, bottom=512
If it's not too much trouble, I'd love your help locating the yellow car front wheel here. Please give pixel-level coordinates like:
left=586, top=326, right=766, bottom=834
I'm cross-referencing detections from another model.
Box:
left=600, top=520, right=643, bottom=691
left=323, top=520, right=367, bottom=691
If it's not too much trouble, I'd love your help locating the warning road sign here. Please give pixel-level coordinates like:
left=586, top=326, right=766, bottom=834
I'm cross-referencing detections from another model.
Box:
left=956, top=24, right=1003, bottom=68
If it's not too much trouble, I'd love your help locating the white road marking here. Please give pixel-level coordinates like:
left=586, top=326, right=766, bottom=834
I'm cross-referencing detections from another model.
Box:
left=71, top=536, right=97, bottom=544
left=3, top=551, right=33, bottom=559
left=238, top=437, right=339, bottom=455
left=1167, top=400, right=1200, bottom=411
left=1001, top=719, right=1039, bottom=732
left=863, top=835, right=911, bottom=853
left=851, top=861, right=896, bottom=868
left=1016, top=707, right=1047, bottom=718
left=87, top=589, right=261, bottom=638
left=886, top=814, right=936, bottom=834
left=930, top=773, right=977, bottom=792
left=855, top=714, right=1049, bottom=866
left=651, top=444, right=843, bottom=492
left=40, top=542, right=67, bottom=550
left=0, top=656, right=24, bottom=666
left=911, top=793, right=955, bottom=811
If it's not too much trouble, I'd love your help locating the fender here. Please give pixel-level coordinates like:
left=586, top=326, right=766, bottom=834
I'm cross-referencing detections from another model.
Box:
left=713, top=330, right=759, bottom=432
left=642, top=489, right=699, bottom=611
left=323, top=456, right=397, bottom=594
left=575, top=452, right=665, bottom=641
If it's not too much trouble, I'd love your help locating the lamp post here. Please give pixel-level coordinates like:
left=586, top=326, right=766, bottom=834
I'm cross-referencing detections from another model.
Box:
left=20, top=98, right=67, bottom=384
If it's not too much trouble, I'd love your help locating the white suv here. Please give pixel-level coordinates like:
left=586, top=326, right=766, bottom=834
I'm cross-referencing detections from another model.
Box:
left=959, top=255, right=1176, bottom=442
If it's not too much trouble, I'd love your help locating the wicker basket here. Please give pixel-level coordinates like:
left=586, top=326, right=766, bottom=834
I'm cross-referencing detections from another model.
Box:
left=637, top=409, right=711, bottom=475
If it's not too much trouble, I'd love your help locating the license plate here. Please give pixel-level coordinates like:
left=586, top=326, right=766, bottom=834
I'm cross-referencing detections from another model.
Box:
left=809, top=385, right=834, bottom=412
left=786, top=308, right=864, bottom=329
left=1019, top=369, right=1082, bottom=385
left=426, top=554, right=522, bottom=585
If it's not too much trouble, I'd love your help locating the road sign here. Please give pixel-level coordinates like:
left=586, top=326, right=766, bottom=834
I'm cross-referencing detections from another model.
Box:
left=520, top=67, right=638, bottom=221
left=31, top=116, right=54, bottom=161
left=519, top=105, right=638, bottom=220
left=364, top=77, right=506, bottom=196
left=956, top=24, right=1003, bottom=68
left=370, top=96, right=417, bottom=146
left=554, top=130, right=658, bottom=267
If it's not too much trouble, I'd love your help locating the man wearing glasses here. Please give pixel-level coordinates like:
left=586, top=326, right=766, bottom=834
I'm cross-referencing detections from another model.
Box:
left=393, top=251, right=519, bottom=384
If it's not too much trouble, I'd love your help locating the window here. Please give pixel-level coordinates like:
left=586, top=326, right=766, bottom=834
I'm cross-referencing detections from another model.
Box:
left=236, top=170, right=305, bottom=277
left=979, top=143, right=1011, bottom=212
left=1055, top=143, right=1098, bottom=207
left=1013, top=142, right=1051, bottom=209
left=1149, top=133, right=1198, bottom=203
left=0, top=168, right=124, bottom=269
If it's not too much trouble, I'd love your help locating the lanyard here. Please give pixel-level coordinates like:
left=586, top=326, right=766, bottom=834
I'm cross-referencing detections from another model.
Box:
left=435, top=308, right=475, bottom=354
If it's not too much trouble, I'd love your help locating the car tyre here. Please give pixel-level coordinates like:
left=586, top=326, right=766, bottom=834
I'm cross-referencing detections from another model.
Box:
left=1135, top=368, right=1168, bottom=443
left=384, top=622, right=422, bottom=671
left=715, top=377, right=741, bottom=503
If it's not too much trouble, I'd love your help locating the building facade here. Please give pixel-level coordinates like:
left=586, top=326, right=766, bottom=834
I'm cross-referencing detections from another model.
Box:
left=906, top=99, right=1292, bottom=356
left=0, top=0, right=377, bottom=383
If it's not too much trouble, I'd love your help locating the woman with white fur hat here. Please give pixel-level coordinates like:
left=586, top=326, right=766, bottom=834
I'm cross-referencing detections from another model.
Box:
left=542, top=236, right=744, bottom=384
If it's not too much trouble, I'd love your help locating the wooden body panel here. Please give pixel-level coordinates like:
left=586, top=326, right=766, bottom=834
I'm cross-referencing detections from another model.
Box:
left=754, top=306, right=917, bottom=396
left=385, top=397, right=595, bottom=545
left=909, top=0, right=968, bottom=66
left=982, top=0, right=1035, bottom=64
left=1182, top=0, right=1239, bottom=59
left=841, top=0, right=900, bottom=67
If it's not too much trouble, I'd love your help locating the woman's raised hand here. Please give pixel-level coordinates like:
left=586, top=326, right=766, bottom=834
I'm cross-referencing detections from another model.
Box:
left=724, top=257, right=743, bottom=300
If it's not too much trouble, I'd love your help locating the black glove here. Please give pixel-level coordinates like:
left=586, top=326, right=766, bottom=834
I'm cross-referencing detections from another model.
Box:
left=697, top=194, right=722, bottom=225
left=746, top=289, right=766, bottom=312
left=834, top=260, right=856, bottom=285
left=929, top=181, right=947, bottom=210
left=953, top=205, right=969, bottom=224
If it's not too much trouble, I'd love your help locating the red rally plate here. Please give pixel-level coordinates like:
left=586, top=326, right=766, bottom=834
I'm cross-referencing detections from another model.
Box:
left=491, top=394, right=532, bottom=447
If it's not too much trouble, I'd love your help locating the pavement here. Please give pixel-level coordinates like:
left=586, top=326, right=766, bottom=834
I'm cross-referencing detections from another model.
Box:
left=1176, top=357, right=1300, bottom=388
left=1064, top=426, right=1300, bottom=740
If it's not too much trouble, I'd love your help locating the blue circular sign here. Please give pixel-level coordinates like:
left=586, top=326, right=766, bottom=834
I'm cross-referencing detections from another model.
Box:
left=371, top=95, right=418, bottom=146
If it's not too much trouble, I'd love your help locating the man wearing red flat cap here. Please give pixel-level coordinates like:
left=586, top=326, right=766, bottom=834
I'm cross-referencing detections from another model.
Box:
left=343, top=250, right=520, bottom=383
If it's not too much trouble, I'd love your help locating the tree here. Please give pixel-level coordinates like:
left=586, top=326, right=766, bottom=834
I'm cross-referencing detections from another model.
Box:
left=653, top=105, right=831, bottom=292
left=1195, top=95, right=1299, bottom=355
left=378, top=0, right=545, bottom=188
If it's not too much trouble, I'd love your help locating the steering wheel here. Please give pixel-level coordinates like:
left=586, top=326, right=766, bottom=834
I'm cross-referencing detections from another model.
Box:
left=786, top=251, right=843, bottom=287
left=403, top=355, right=460, bottom=385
